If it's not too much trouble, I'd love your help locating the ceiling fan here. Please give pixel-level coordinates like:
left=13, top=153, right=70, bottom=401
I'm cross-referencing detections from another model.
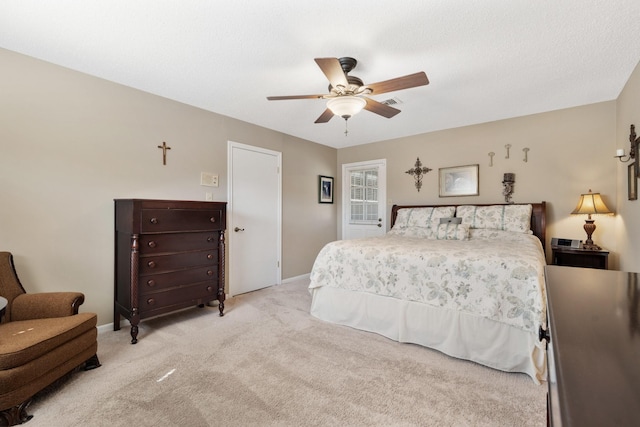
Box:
left=267, top=57, right=429, bottom=129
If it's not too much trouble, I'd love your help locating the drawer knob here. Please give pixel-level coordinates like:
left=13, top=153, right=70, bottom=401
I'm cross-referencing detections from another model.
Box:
left=147, top=298, right=155, bottom=306
left=207, top=254, right=214, bottom=260
left=148, top=241, right=157, bottom=248
left=207, top=236, right=214, bottom=243
left=147, top=261, right=157, bottom=268
left=210, top=217, right=216, bottom=223
left=147, top=279, right=156, bottom=287
left=207, top=286, right=213, bottom=292
left=207, top=270, right=214, bottom=276
left=150, top=217, right=158, bottom=224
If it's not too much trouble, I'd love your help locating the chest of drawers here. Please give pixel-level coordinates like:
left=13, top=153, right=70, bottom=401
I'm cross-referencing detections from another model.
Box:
left=544, top=265, right=640, bottom=426
left=114, top=199, right=226, bottom=343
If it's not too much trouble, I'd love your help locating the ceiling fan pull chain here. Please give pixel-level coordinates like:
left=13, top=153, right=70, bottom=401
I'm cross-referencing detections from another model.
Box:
left=344, top=118, right=349, bottom=136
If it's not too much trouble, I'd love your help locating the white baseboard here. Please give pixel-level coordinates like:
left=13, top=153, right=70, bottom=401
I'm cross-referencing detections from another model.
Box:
left=282, top=273, right=310, bottom=284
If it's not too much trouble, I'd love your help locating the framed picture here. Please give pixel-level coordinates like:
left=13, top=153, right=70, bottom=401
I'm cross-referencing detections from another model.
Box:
left=629, top=162, right=637, bottom=200
left=319, top=175, right=334, bottom=204
left=439, top=164, right=479, bottom=197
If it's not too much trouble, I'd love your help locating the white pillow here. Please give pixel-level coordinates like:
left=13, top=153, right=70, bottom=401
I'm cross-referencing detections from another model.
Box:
left=393, top=206, right=456, bottom=228
left=456, top=204, right=532, bottom=233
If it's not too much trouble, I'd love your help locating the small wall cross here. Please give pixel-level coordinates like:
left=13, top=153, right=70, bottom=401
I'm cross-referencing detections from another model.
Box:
left=157, top=141, right=171, bottom=165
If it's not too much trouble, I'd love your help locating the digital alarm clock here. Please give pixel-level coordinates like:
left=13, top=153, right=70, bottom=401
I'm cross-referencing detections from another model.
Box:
left=551, top=237, right=582, bottom=249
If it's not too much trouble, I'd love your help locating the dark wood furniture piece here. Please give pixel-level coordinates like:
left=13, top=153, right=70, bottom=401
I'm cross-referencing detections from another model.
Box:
left=551, top=246, right=609, bottom=269
left=543, top=265, right=640, bottom=426
left=114, top=199, right=226, bottom=344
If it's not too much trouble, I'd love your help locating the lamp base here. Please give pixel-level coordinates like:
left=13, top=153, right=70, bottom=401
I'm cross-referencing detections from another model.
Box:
left=582, top=219, right=601, bottom=250
left=581, top=242, right=602, bottom=251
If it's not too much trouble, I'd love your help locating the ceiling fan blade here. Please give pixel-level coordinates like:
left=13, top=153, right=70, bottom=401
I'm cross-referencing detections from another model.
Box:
left=267, top=94, right=325, bottom=100
left=314, top=58, right=348, bottom=89
left=364, top=97, right=401, bottom=118
left=314, top=108, right=334, bottom=123
left=366, top=72, right=429, bottom=95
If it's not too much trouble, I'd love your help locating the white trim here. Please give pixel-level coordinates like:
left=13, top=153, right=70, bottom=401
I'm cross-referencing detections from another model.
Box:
left=282, top=273, right=310, bottom=284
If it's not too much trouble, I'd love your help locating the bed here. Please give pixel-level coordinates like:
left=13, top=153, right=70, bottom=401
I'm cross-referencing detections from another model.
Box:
left=309, top=202, right=547, bottom=383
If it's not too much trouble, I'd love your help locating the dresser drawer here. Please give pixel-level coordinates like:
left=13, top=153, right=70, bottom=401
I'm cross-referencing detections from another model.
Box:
left=139, top=283, right=216, bottom=314
left=140, top=250, right=217, bottom=275
left=139, top=266, right=218, bottom=294
left=141, top=208, right=224, bottom=233
left=139, top=232, right=219, bottom=254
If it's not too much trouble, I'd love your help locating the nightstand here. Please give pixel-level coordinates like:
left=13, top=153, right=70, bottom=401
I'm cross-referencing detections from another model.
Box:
left=551, top=246, right=609, bottom=270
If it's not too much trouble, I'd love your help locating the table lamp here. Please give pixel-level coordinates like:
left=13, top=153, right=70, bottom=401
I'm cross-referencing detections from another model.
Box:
left=571, top=189, right=613, bottom=250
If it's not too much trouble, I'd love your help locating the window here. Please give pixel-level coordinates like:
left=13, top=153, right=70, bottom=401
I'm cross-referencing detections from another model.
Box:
left=349, top=169, right=378, bottom=223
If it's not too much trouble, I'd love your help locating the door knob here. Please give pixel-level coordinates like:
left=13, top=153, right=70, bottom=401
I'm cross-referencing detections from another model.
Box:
left=234, top=227, right=245, bottom=232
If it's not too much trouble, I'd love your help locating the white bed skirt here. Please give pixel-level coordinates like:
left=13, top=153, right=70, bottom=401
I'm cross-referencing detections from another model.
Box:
left=310, top=286, right=547, bottom=384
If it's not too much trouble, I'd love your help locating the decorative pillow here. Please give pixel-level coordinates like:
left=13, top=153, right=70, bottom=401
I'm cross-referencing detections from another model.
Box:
left=435, top=223, right=469, bottom=240
left=393, top=206, right=456, bottom=228
left=388, top=223, right=469, bottom=240
left=456, top=204, right=532, bottom=233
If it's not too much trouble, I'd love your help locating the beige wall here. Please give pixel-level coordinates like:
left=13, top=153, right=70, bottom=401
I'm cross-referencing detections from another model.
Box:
left=0, top=48, right=337, bottom=325
left=615, top=60, right=640, bottom=272
left=338, top=102, right=619, bottom=265
left=2, top=45, right=638, bottom=329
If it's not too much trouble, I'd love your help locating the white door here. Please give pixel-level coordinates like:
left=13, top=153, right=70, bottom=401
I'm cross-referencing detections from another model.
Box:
left=342, top=159, right=387, bottom=240
left=228, top=141, right=281, bottom=296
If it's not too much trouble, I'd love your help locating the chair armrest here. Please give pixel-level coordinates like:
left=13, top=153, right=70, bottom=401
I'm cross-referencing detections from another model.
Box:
left=11, top=292, right=85, bottom=320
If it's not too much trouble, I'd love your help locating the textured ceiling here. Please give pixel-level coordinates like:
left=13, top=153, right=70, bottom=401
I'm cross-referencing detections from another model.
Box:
left=1, top=1, right=640, bottom=148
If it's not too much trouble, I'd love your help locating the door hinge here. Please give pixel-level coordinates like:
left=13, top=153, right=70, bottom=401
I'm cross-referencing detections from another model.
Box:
left=277, top=261, right=280, bottom=268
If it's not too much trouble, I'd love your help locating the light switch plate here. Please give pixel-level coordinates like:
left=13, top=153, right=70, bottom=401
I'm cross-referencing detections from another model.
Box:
left=200, top=172, right=219, bottom=187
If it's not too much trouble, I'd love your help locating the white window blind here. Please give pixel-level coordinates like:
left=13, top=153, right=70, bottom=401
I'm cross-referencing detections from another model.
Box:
left=350, top=169, right=378, bottom=223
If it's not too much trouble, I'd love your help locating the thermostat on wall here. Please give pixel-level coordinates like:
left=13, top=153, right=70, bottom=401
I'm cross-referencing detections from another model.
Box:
left=551, top=237, right=582, bottom=249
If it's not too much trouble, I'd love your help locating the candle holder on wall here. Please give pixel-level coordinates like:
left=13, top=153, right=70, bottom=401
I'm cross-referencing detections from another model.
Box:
left=502, top=173, right=515, bottom=203
left=405, top=157, right=432, bottom=192
left=614, top=124, right=640, bottom=200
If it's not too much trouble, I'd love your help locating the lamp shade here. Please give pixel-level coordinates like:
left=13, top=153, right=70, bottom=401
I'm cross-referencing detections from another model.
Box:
left=327, top=96, right=366, bottom=119
left=571, top=190, right=612, bottom=216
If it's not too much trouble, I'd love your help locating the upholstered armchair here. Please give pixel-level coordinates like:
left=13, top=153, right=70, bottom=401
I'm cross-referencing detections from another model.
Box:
left=0, top=252, right=100, bottom=426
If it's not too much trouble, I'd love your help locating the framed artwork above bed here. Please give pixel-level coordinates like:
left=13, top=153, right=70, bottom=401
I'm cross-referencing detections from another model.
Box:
left=439, top=164, right=479, bottom=197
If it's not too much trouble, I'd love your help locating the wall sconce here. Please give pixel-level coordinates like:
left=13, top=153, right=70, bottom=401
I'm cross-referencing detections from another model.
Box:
left=616, top=124, right=640, bottom=201
left=570, top=189, right=613, bottom=250
left=615, top=124, right=640, bottom=169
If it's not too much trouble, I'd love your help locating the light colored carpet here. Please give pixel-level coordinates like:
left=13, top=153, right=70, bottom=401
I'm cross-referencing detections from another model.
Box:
left=28, top=279, right=546, bottom=426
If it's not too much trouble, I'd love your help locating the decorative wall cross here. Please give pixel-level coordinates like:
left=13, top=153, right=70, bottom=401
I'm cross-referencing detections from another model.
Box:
left=405, top=157, right=432, bottom=192
left=157, top=141, right=171, bottom=165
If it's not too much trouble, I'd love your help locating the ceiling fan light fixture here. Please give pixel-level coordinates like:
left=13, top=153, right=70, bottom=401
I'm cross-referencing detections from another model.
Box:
left=327, top=96, right=366, bottom=119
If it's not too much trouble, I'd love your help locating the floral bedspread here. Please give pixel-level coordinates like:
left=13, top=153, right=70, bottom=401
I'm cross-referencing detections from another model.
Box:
left=309, top=230, right=547, bottom=333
